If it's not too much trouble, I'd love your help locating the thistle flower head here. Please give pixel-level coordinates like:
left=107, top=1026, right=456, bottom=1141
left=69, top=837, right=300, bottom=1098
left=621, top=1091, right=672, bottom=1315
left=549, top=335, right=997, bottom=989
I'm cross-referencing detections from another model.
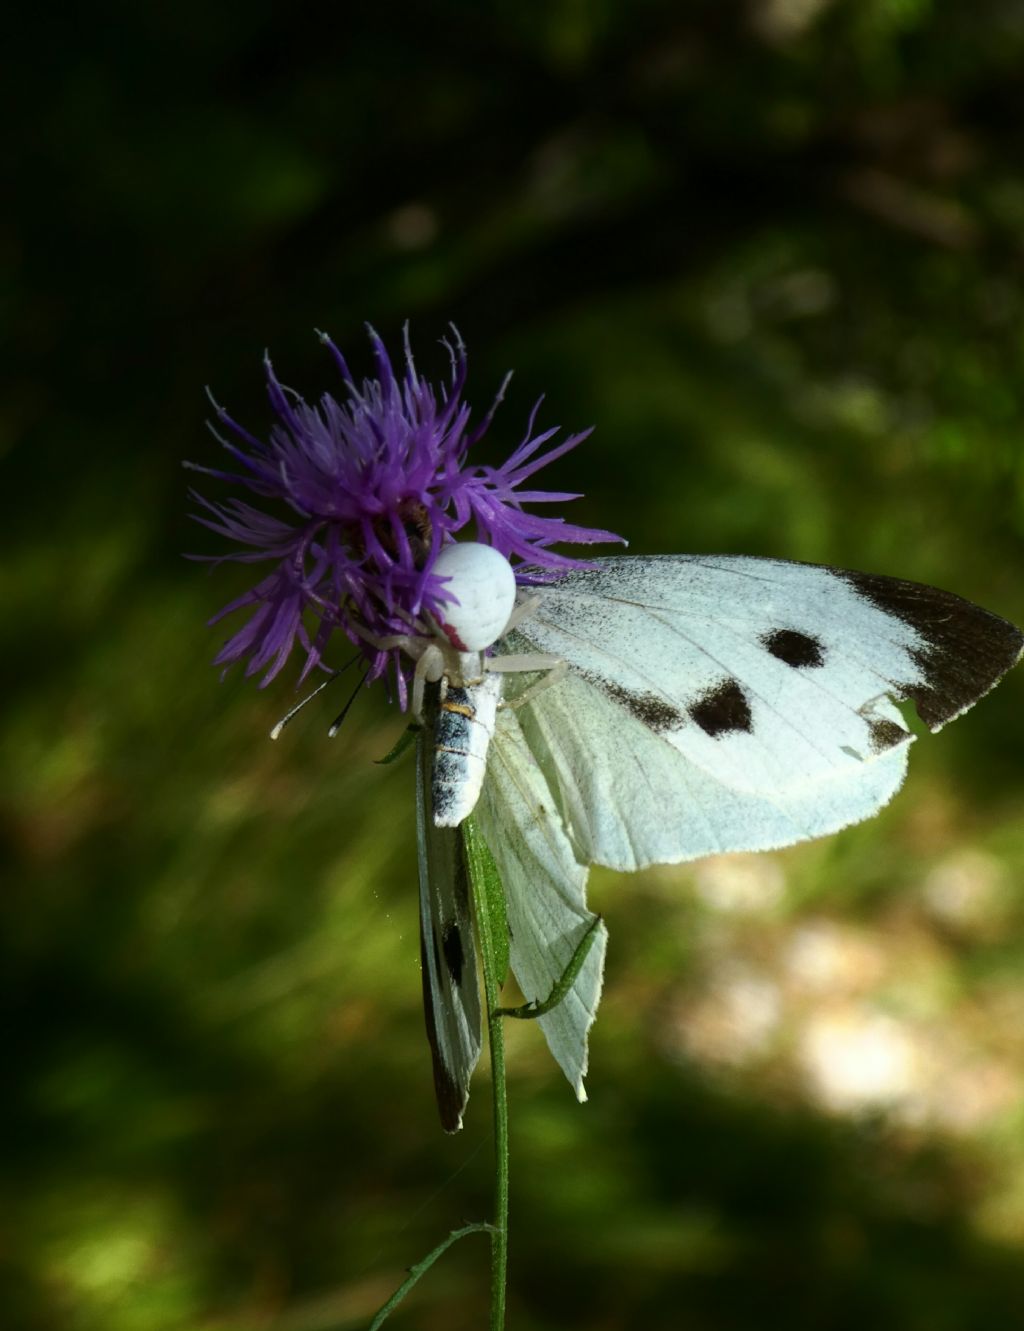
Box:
left=188, top=326, right=621, bottom=706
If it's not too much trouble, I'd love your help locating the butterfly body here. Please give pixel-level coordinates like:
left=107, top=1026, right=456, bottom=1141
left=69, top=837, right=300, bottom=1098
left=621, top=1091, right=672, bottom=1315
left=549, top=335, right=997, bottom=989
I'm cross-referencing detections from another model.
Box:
left=431, top=675, right=502, bottom=829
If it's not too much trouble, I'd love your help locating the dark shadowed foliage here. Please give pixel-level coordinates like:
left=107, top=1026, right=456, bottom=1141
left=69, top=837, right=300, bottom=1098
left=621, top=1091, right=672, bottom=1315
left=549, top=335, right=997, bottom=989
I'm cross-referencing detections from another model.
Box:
left=5, top=2, right=1024, bottom=1328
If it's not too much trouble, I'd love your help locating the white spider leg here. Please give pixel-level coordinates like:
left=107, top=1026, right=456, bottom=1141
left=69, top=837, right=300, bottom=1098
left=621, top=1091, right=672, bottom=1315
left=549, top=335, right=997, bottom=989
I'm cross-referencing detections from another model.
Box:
left=502, top=594, right=543, bottom=634
left=455, top=650, right=486, bottom=687
left=485, top=652, right=562, bottom=673
left=486, top=653, right=567, bottom=710
left=349, top=621, right=431, bottom=657
left=411, top=643, right=447, bottom=720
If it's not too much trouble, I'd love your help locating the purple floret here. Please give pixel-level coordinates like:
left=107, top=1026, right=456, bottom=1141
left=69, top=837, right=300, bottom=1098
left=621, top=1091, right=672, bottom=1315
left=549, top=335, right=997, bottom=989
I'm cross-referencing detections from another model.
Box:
left=187, top=325, right=622, bottom=705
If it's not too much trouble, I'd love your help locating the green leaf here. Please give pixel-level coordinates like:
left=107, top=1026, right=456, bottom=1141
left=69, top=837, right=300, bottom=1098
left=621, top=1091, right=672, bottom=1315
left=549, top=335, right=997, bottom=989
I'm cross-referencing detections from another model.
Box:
left=462, top=817, right=510, bottom=993
left=368, top=1222, right=493, bottom=1330
left=495, top=913, right=603, bottom=1020
left=375, top=725, right=420, bottom=765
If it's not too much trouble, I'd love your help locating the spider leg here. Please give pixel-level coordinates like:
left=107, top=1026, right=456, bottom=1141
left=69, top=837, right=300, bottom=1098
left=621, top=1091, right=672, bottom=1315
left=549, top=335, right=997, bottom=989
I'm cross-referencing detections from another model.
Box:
left=503, top=594, right=542, bottom=634
left=349, top=620, right=430, bottom=657
left=411, top=643, right=446, bottom=720
left=486, top=654, right=567, bottom=710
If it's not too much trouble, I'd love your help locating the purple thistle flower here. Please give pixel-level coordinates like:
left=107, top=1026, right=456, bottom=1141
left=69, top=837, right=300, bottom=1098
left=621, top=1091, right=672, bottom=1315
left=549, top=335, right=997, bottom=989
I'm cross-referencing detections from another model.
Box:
left=188, top=325, right=622, bottom=706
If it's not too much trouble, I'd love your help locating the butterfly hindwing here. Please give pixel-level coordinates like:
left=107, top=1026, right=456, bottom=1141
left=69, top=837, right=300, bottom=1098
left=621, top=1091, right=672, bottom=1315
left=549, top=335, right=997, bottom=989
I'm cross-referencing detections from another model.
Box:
left=506, top=664, right=912, bottom=871
left=416, top=722, right=482, bottom=1132
left=475, top=703, right=607, bottom=1099
left=424, top=673, right=607, bottom=1107
left=502, top=555, right=1022, bottom=871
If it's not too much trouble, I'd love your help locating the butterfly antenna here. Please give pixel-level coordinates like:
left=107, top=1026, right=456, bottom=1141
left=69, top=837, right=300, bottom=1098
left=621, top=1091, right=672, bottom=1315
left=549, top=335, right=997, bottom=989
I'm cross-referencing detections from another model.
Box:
left=269, top=655, right=360, bottom=740
left=328, top=666, right=370, bottom=739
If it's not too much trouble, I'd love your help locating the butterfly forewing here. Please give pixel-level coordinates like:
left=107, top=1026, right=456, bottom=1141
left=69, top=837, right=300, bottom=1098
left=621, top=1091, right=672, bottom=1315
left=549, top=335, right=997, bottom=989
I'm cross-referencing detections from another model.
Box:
left=502, top=556, right=1022, bottom=871
left=415, top=721, right=483, bottom=1132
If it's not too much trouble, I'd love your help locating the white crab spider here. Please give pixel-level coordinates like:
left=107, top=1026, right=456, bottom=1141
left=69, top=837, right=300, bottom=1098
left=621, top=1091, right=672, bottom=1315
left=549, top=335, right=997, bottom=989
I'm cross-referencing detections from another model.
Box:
left=356, top=541, right=566, bottom=720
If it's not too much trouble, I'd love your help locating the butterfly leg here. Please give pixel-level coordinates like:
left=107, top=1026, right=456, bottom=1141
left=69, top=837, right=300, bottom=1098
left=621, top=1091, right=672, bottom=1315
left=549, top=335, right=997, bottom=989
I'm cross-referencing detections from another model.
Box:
left=486, top=653, right=567, bottom=709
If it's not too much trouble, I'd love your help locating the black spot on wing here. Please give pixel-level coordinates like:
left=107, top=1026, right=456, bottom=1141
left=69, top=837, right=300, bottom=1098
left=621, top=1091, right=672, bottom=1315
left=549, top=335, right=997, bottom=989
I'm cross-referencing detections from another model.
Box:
left=840, top=569, right=1024, bottom=729
left=867, top=717, right=910, bottom=754
left=442, top=921, right=465, bottom=988
left=762, top=628, right=825, bottom=669
left=599, top=680, right=684, bottom=732
left=689, top=679, right=753, bottom=738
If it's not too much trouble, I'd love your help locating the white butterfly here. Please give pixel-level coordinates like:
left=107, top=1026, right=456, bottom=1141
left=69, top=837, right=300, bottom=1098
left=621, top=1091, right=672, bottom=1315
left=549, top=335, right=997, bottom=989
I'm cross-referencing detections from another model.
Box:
left=396, top=544, right=1023, bottom=1132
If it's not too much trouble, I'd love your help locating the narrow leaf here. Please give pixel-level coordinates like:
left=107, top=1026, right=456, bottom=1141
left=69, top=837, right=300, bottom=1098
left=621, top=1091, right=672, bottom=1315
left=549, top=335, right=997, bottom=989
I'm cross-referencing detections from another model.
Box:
left=368, top=1222, right=493, bottom=1330
left=375, top=724, right=420, bottom=765
left=496, top=913, right=603, bottom=1020
left=462, top=817, right=510, bottom=992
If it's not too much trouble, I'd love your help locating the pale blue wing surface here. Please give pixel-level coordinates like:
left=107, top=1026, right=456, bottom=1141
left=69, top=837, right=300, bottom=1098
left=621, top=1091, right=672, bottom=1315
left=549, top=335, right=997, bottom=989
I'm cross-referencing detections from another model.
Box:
left=503, top=555, right=1022, bottom=871
left=475, top=705, right=607, bottom=1100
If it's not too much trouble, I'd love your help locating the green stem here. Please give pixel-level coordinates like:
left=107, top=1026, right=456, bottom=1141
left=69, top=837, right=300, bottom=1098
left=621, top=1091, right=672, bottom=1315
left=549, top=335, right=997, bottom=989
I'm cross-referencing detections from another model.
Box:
left=369, top=814, right=515, bottom=1330
left=486, top=982, right=509, bottom=1330
left=463, top=817, right=510, bottom=1331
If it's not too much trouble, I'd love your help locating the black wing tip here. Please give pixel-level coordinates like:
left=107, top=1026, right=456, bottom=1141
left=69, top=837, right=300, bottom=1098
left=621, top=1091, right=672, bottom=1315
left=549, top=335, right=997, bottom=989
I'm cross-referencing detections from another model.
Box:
left=423, top=1000, right=469, bottom=1133
left=840, top=568, right=1024, bottom=731
left=436, top=1068, right=468, bottom=1133
left=420, top=932, right=470, bottom=1133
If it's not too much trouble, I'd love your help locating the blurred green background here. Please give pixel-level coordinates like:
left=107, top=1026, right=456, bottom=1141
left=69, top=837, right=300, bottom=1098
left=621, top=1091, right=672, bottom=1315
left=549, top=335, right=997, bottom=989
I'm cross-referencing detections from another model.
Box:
left=6, top=2, right=1024, bottom=1328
